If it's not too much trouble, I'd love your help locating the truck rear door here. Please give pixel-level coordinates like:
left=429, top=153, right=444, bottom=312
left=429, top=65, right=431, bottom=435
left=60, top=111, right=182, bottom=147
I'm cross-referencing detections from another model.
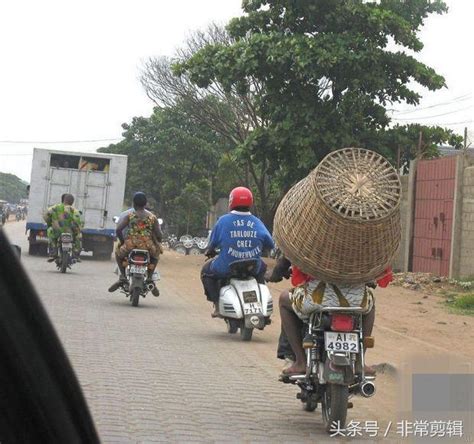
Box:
left=81, top=170, right=109, bottom=229
left=46, top=154, right=110, bottom=229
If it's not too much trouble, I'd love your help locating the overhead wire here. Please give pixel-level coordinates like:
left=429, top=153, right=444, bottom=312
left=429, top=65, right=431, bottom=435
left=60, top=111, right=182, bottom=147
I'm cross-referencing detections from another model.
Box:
left=392, top=93, right=472, bottom=115
left=392, top=104, right=473, bottom=121
left=0, top=138, right=121, bottom=144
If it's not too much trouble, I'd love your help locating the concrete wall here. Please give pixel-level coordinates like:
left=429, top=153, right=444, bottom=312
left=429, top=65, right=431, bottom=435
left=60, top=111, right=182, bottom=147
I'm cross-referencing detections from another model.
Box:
left=393, top=175, right=409, bottom=272
left=207, top=197, right=229, bottom=229
left=458, top=165, right=474, bottom=278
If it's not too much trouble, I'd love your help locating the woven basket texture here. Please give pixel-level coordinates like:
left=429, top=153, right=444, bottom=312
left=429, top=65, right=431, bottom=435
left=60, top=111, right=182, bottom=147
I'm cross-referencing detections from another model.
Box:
left=273, top=148, right=401, bottom=284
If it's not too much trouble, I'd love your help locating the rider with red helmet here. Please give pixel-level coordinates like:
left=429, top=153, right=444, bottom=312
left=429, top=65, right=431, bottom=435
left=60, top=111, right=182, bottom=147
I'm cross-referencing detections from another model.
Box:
left=201, top=187, right=274, bottom=316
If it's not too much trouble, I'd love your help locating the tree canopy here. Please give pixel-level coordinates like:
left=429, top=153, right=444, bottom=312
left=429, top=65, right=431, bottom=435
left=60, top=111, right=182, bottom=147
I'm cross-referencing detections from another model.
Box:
left=173, top=0, right=452, bottom=212
left=99, top=103, right=241, bottom=234
left=0, top=173, right=28, bottom=203
left=106, top=0, right=461, bottom=232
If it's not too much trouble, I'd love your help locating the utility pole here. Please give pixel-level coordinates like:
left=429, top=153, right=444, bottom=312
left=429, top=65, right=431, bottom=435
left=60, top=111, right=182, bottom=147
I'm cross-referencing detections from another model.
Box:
left=417, top=130, right=423, bottom=159
left=464, top=126, right=468, bottom=153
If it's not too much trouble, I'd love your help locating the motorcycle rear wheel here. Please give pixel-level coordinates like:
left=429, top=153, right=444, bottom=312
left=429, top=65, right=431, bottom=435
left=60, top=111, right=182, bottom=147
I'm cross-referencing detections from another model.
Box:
left=322, top=384, right=349, bottom=433
left=226, top=319, right=239, bottom=334
left=60, top=252, right=69, bottom=274
left=131, top=287, right=140, bottom=307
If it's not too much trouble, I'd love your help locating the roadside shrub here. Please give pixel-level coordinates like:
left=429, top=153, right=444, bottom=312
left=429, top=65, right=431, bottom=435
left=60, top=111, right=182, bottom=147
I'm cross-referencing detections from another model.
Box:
left=452, top=294, right=474, bottom=311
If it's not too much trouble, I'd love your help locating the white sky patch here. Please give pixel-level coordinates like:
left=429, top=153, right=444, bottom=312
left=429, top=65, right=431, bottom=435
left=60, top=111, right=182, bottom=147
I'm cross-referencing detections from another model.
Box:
left=0, top=0, right=471, bottom=181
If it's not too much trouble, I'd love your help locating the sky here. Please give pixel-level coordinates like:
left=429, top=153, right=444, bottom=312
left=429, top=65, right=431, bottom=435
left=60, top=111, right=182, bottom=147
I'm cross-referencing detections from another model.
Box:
left=0, top=0, right=472, bottom=182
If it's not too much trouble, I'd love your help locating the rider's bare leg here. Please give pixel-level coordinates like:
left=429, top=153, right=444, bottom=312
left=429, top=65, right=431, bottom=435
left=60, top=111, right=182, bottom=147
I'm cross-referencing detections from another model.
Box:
left=279, top=291, right=306, bottom=374
left=116, top=254, right=126, bottom=278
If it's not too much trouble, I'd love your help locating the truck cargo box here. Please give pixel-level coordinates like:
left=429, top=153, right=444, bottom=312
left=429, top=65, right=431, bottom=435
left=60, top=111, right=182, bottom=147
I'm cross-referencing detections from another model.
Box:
left=26, top=148, right=127, bottom=258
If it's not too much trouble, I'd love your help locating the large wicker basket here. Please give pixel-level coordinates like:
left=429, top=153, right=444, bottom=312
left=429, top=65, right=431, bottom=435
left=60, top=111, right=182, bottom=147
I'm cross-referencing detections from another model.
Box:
left=273, top=148, right=401, bottom=284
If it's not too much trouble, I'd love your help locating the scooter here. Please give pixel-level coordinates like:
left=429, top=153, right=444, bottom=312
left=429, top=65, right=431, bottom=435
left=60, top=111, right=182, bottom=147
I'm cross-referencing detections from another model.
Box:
left=217, top=259, right=273, bottom=341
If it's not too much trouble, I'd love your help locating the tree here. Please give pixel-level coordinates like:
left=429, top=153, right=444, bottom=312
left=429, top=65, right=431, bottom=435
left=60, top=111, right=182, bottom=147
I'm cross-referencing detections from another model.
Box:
left=0, top=173, right=28, bottom=203
left=99, top=103, right=234, bottom=234
left=140, top=26, right=280, bottom=226
left=174, top=0, right=450, bottom=222
left=381, top=124, right=463, bottom=173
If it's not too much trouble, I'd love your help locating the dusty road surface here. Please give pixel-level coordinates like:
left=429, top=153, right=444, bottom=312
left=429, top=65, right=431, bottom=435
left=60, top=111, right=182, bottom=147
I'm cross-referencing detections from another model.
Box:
left=3, top=221, right=474, bottom=443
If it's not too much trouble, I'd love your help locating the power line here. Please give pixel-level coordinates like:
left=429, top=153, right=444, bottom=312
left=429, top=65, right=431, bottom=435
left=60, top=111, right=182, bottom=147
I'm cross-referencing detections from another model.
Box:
left=392, top=104, right=473, bottom=121
left=0, top=138, right=121, bottom=144
left=392, top=93, right=472, bottom=115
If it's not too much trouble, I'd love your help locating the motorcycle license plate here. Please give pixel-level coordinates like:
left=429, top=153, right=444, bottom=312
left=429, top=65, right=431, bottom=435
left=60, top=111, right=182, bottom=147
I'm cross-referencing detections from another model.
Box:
left=62, top=243, right=73, bottom=251
left=243, top=290, right=258, bottom=303
left=325, top=332, right=359, bottom=353
left=130, top=265, right=147, bottom=274
left=243, top=302, right=262, bottom=315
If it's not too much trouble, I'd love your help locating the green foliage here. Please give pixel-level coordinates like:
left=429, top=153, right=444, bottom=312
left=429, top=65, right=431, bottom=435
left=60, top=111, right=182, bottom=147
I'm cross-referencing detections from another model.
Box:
left=99, top=103, right=233, bottom=235
left=448, top=294, right=474, bottom=314
left=175, top=0, right=450, bottom=204
left=0, top=173, right=28, bottom=203
left=374, top=124, right=464, bottom=173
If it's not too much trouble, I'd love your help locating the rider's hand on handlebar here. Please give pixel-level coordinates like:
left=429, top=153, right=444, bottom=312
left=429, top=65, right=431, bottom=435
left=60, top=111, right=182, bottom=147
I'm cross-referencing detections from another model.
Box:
left=205, top=249, right=217, bottom=259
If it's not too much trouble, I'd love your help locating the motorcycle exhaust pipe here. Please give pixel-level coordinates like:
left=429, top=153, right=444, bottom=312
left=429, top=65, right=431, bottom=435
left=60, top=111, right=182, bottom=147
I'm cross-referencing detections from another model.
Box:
left=146, top=282, right=155, bottom=292
left=360, top=381, right=376, bottom=398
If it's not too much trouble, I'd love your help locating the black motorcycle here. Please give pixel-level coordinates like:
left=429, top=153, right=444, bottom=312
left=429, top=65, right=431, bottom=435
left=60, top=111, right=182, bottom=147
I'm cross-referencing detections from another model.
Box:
left=121, top=249, right=158, bottom=307
left=281, top=306, right=375, bottom=432
left=54, top=233, right=75, bottom=273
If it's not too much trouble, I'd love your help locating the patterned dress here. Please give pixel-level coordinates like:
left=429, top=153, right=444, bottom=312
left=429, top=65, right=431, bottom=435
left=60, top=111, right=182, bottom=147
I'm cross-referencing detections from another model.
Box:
left=44, top=203, right=83, bottom=253
left=117, top=211, right=161, bottom=259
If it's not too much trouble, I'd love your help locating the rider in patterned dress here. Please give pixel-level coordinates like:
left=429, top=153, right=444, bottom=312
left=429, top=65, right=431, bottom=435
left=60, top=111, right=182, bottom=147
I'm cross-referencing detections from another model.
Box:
left=108, top=192, right=162, bottom=295
left=44, top=193, right=83, bottom=261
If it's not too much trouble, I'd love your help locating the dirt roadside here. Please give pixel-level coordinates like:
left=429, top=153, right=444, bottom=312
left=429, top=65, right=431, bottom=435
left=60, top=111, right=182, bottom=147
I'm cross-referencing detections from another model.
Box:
left=162, top=251, right=474, bottom=423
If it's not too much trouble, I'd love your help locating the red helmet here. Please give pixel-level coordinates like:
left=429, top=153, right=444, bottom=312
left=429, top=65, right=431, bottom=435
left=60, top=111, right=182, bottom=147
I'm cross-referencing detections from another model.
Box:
left=229, top=187, right=254, bottom=210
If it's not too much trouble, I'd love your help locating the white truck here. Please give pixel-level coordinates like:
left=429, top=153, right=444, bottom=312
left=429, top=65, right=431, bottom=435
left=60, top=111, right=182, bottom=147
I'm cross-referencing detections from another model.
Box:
left=26, top=148, right=128, bottom=258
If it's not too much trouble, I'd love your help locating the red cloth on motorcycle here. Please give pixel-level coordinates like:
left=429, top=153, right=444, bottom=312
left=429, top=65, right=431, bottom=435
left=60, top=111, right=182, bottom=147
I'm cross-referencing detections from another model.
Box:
left=290, top=265, right=393, bottom=287
left=291, top=266, right=312, bottom=287
left=376, top=267, right=393, bottom=288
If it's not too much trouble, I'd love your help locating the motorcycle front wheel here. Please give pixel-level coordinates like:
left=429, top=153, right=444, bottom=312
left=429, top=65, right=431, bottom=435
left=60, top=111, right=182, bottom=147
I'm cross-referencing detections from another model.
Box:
left=131, top=287, right=140, bottom=307
left=322, top=384, right=348, bottom=433
left=240, top=326, right=253, bottom=341
left=60, top=251, right=69, bottom=274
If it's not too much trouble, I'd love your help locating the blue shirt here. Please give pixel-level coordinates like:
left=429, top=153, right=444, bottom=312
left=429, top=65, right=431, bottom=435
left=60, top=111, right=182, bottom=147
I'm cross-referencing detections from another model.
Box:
left=208, top=211, right=275, bottom=276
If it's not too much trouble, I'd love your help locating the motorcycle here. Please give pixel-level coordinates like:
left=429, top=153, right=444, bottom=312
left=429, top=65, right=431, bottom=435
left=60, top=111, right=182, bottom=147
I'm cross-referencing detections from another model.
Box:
left=15, top=212, right=21, bottom=222
left=281, top=306, right=375, bottom=432
left=55, top=232, right=75, bottom=273
left=216, top=259, right=273, bottom=341
left=120, top=249, right=159, bottom=307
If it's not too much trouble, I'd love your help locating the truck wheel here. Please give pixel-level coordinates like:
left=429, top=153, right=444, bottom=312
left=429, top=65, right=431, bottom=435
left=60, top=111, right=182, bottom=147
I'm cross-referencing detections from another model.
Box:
left=94, top=251, right=111, bottom=261
left=28, top=243, right=38, bottom=256
left=38, top=244, right=48, bottom=256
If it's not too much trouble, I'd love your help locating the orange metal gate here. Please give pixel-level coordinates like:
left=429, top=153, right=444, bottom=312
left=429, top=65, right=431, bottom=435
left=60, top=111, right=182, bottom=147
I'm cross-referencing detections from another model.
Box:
left=412, top=157, right=457, bottom=276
